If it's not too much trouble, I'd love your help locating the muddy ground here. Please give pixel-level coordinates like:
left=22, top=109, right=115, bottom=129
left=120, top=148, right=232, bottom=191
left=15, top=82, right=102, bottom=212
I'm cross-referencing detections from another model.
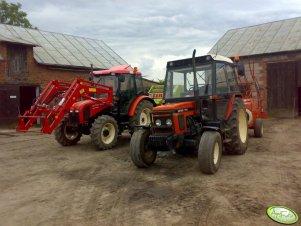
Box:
left=0, top=118, right=300, bottom=226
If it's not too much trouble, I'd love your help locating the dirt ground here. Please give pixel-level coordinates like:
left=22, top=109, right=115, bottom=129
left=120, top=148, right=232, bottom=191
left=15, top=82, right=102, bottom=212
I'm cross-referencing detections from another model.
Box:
left=0, top=118, right=300, bottom=226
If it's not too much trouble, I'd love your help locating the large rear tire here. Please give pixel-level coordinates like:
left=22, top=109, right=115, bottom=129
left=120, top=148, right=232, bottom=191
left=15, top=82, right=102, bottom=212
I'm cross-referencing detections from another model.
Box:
left=198, top=131, right=222, bottom=174
left=224, top=98, right=248, bottom=155
left=54, top=116, right=82, bottom=146
left=91, top=115, right=118, bottom=150
left=129, top=100, right=153, bottom=133
left=254, top=118, right=263, bottom=138
left=130, top=129, right=157, bottom=168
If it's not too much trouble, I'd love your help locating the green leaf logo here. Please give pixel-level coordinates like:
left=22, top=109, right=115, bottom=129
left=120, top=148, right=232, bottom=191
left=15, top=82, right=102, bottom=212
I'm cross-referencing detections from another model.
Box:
left=267, top=206, right=299, bottom=225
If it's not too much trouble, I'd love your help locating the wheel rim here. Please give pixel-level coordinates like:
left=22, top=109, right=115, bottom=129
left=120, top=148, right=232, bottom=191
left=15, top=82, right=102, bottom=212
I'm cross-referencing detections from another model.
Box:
left=139, top=108, right=151, bottom=126
left=213, top=142, right=220, bottom=165
left=238, top=109, right=247, bottom=143
left=261, top=124, right=264, bottom=135
left=101, top=122, right=116, bottom=144
left=64, top=126, right=79, bottom=140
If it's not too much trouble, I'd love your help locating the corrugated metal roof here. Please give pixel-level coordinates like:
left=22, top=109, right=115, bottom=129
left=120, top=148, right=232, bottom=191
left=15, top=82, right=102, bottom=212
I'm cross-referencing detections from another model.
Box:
left=209, top=17, right=301, bottom=57
left=0, top=23, right=127, bottom=69
left=0, top=33, right=37, bottom=46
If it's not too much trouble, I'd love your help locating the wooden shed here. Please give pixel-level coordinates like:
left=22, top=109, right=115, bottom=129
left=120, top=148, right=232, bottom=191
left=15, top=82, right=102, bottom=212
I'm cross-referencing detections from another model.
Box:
left=209, top=17, right=301, bottom=117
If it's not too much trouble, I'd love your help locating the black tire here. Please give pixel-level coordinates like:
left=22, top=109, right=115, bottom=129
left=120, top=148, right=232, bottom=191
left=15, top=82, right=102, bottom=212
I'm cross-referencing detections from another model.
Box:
left=224, top=98, right=248, bottom=155
left=54, top=116, right=82, bottom=146
left=254, top=118, right=263, bottom=138
left=91, top=115, right=118, bottom=150
left=129, top=100, right=153, bottom=133
left=130, top=129, right=157, bottom=168
left=198, top=131, right=222, bottom=174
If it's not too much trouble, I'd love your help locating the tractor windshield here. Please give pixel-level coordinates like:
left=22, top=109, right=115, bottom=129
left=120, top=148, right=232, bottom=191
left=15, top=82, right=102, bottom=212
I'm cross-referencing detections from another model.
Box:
left=164, top=64, right=212, bottom=99
left=92, top=75, right=118, bottom=94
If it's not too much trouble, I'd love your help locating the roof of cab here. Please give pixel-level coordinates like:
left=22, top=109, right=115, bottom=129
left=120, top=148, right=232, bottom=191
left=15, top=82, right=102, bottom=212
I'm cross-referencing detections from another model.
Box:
left=92, top=64, right=142, bottom=75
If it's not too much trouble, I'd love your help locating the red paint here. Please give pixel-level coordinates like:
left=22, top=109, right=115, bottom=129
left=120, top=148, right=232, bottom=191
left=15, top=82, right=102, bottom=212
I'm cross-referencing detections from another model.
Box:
left=225, top=94, right=236, bottom=121
left=16, top=78, right=113, bottom=134
left=92, top=64, right=142, bottom=76
left=128, top=96, right=154, bottom=117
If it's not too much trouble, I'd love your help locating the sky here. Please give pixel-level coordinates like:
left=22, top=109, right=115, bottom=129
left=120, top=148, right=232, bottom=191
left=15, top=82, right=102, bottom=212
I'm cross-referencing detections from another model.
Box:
left=12, top=0, right=301, bottom=80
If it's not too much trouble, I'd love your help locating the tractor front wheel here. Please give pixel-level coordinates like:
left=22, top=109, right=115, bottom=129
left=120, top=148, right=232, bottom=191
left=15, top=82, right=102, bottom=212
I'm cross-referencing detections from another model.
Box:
left=198, top=131, right=222, bottom=174
left=54, top=116, right=82, bottom=146
left=130, top=129, right=157, bottom=168
left=129, top=100, right=153, bottom=133
left=91, top=115, right=118, bottom=150
left=254, top=118, right=263, bottom=138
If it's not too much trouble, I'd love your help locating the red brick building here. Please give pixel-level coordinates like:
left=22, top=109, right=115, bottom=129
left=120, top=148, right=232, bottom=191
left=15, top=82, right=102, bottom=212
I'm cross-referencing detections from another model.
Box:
left=209, top=17, right=301, bottom=117
left=0, top=24, right=157, bottom=126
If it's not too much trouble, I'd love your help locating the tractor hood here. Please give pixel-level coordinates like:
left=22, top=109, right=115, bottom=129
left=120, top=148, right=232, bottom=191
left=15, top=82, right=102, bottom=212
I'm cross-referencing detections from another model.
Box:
left=153, top=101, right=196, bottom=112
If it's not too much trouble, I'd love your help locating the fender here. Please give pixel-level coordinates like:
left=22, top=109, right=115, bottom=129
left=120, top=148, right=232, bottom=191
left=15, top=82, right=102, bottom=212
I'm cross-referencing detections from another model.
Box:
left=128, top=95, right=156, bottom=117
left=225, top=94, right=236, bottom=121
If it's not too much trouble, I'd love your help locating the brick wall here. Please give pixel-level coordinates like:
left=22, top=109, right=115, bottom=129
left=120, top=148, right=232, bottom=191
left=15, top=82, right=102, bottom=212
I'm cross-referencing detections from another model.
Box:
left=240, top=51, right=301, bottom=113
left=0, top=43, right=90, bottom=91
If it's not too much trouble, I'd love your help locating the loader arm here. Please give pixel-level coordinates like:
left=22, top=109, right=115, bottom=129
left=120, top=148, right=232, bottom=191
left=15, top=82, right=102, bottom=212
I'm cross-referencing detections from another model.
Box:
left=16, top=78, right=113, bottom=134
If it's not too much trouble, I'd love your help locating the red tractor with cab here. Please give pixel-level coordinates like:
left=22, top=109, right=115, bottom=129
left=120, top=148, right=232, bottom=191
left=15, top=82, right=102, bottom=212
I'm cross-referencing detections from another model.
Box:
left=17, top=65, right=155, bottom=150
left=130, top=51, right=252, bottom=174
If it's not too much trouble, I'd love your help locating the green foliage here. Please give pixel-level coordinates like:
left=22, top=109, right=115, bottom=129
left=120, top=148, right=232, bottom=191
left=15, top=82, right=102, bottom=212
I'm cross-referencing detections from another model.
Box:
left=0, top=0, right=35, bottom=28
left=157, top=79, right=164, bottom=84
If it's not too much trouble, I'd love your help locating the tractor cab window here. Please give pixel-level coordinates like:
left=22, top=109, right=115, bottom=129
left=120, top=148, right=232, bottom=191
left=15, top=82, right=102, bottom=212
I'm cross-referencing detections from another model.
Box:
left=216, top=63, right=230, bottom=94
left=196, top=65, right=212, bottom=96
left=165, top=64, right=212, bottom=99
left=92, top=75, right=118, bottom=98
left=119, top=74, right=136, bottom=113
left=225, top=64, right=240, bottom=92
left=135, top=76, right=144, bottom=94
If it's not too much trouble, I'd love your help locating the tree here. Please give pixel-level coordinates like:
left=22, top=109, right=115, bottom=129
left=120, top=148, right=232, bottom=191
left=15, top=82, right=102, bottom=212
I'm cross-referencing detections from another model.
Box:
left=0, top=0, right=35, bottom=28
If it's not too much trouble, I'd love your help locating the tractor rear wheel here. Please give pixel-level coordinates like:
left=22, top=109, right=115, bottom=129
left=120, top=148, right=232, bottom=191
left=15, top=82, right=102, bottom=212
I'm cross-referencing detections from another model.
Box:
left=130, top=129, right=157, bottom=168
left=198, top=131, right=222, bottom=174
left=91, top=115, right=118, bottom=150
left=224, top=98, right=248, bottom=155
left=129, top=100, right=153, bottom=133
left=54, top=116, right=82, bottom=146
left=254, top=118, right=263, bottom=138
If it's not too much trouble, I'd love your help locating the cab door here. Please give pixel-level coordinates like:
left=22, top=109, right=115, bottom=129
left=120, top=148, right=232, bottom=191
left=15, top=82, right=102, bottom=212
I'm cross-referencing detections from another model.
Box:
left=214, top=62, right=232, bottom=120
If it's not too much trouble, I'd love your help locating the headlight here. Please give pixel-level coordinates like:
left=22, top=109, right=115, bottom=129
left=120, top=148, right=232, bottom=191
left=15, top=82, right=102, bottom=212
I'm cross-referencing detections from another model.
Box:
left=155, top=119, right=161, bottom=126
left=166, top=119, right=172, bottom=126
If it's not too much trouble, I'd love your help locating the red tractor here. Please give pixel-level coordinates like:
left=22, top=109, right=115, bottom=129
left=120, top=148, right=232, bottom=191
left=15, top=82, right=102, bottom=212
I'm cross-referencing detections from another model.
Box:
left=17, top=65, right=155, bottom=150
left=130, top=51, right=250, bottom=174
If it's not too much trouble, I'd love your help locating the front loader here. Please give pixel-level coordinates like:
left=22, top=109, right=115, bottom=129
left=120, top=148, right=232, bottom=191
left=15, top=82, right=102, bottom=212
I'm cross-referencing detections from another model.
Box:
left=17, top=64, right=155, bottom=150
left=130, top=51, right=249, bottom=174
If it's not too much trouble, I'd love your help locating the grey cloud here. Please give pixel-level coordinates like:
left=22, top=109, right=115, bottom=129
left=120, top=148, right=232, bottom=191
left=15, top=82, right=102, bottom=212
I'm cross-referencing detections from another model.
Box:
left=12, top=0, right=301, bottom=78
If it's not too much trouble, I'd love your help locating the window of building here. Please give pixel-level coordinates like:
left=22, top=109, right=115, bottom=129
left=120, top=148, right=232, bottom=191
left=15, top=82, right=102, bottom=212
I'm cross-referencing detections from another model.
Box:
left=7, top=45, right=28, bottom=77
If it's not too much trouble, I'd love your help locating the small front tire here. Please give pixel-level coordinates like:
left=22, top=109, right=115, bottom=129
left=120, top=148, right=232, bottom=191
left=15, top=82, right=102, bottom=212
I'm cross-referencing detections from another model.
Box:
left=198, top=131, right=222, bottom=174
left=54, top=116, right=82, bottom=146
left=254, top=118, right=263, bottom=138
left=130, top=129, right=157, bottom=168
left=91, top=115, right=118, bottom=150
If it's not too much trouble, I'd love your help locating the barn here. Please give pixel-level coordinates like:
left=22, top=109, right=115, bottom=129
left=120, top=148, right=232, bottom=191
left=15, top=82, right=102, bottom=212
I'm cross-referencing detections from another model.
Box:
left=0, top=23, right=157, bottom=126
left=209, top=16, right=301, bottom=117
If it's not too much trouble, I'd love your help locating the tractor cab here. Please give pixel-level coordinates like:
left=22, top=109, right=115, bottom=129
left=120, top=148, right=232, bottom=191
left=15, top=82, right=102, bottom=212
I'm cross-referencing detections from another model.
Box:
left=155, top=54, right=240, bottom=127
left=92, top=64, right=146, bottom=115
